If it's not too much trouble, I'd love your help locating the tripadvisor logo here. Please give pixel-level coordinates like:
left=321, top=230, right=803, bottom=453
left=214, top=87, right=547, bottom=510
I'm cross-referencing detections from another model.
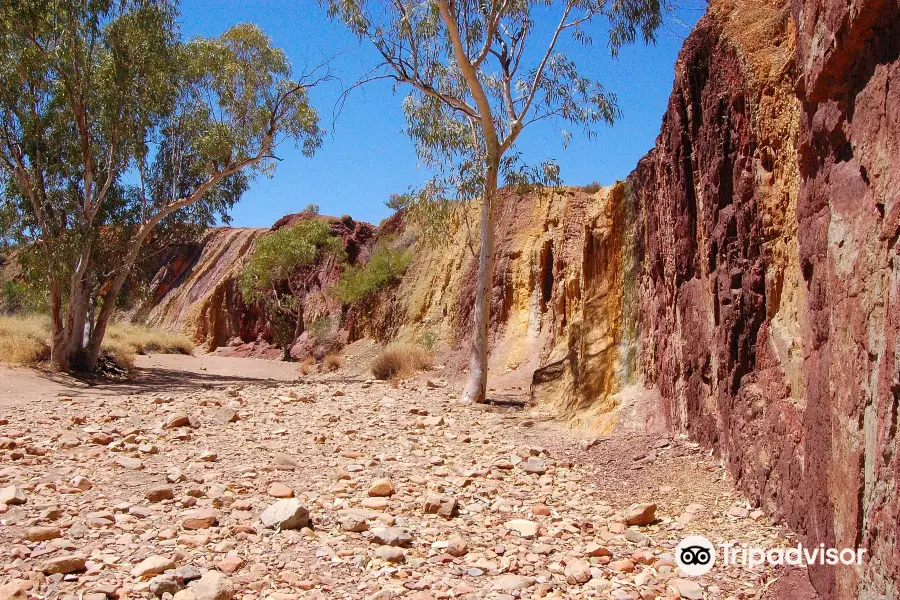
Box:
left=675, top=535, right=716, bottom=576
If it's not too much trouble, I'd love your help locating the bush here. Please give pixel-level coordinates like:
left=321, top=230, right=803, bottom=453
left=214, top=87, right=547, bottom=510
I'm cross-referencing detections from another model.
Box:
left=322, top=353, right=342, bottom=372
left=332, top=244, right=412, bottom=304
left=415, top=329, right=437, bottom=350
left=581, top=181, right=603, bottom=193
left=370, top=343, right=434, bottom=380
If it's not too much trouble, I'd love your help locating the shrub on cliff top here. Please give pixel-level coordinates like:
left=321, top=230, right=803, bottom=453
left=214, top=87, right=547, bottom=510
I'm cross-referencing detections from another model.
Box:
left=332, top=244, right=412, bottom=305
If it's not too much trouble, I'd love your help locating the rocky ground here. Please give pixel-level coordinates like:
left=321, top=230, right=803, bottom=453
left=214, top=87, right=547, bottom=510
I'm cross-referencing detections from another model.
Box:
left=1, top=363, right=810, bottom=600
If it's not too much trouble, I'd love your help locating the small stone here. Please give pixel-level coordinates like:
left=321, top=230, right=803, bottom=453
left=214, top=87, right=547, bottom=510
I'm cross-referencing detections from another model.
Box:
left=267, top=483, right=294, bottom=498
left=192, top=571, right=234, bottom=600
left=0, top=580, right=30, bottom=600
left=668, top=579, right=703, bottom=599
left=26, top=526, right=61, bottom=542
left=40, top=554, right=87, bottom=575
left=147, top=486, right=175, bottom=502
left=181, top=508, right=218, bottom=530
left=71, top=476, right=93, bottom=491
left=422, top=416, right=444, bottom=427
left=608, top=559, right=635, bottom=573
left=361, top=497, right=389, bottom=510
left=491, top=575, right=534, bottom=591
left=370, top=527, right=412, bottom=547
left=272, top=454, right=299, bottom=471
left=367, top=478, right=394, bottom=497
left=165, top=413, right=191, bottom=429
left=131, top=555, right=175, bottom=578
left=150, top=574, right=182, bottom=597
left=447, top=535, right=468, bottom=557
left=260, top=499, right=309, bottom=530
left=521, top=457, right=546, bottom=475
left=504, top=519, right=540, bottom=539
left=116, top=457, right=144, bottom=471
left=622, top=503, right=656, bottom=526
left=213, top=408, right=238, bottom=424
left=422, top=493, right=458, bottom=519
left=374, top=545, right=405, bottom=563
left=90, top=432, right=114, bottom=445
left=340, top=514, right=369, bottom=532
left=217, top=553, right=244, bottom=574
left=585, top=543, right=611, bottom=557
left=564, top=557, right=592, bottom=584
left=0, top=485, right=26, bottom=506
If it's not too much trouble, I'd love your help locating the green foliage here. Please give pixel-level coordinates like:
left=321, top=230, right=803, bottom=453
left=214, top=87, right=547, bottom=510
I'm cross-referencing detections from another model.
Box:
left=238, top=220, right=345, bottom=358
left=415, top=329, right=438, bottom=350
left=0, top=1, right=324, bottom=367
left=238, top=220, right=344, bottom=302
left=332, top=243, right=412, bottom=304
left=1, top=279, right=44, bottom=314
left=308, top=315, right=334, bottom=346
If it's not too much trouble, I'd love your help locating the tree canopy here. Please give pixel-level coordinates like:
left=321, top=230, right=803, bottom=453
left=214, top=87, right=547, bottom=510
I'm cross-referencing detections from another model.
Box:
left=0, top=0, right=325, bottom=369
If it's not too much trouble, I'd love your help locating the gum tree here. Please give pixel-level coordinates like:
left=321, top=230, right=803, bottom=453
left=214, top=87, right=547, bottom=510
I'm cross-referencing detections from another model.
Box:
left=324, top=0, right=662, bottom=403
left=0, top=1, right=324, bottom=370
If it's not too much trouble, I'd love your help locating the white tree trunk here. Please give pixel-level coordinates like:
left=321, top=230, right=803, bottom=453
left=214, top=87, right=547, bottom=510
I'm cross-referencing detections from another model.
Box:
left=461, top=165, right=498, bottom=404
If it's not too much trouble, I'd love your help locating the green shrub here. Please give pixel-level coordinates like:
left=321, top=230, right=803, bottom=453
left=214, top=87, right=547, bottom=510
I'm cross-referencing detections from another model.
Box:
left=332, top=244, right=412, bottom=304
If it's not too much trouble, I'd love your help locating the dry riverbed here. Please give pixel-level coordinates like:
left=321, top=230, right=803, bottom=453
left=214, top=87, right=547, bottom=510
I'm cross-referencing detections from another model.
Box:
left=1, top=362, right=812, bottom=599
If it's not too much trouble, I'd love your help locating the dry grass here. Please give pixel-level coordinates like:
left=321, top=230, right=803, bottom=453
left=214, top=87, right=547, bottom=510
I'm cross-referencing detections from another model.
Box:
left=370, top=343, right=434, bottom=381
left=298, top=355, right=317, bottom=375
left=0, top=314, right=193, bottom=370
left=0, top=314, right=50, bottom=364
left=322, top=353, right=343, bottom=373
left=104, top=322, right=194, bottom=355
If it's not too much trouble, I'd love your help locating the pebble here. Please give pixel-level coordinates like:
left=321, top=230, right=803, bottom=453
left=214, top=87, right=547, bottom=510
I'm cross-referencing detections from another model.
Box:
left=367, top=477, right=394, bottom=497
left=0, top=485, right=26, bottom=506
left=131, top=555, right=175, bottom=578
left=192, top=571, right=234, bottom=600
left=181, top=508, right=218, bottom=529
left=260, top=499, right=309, bottom=530
left=622, top=503, right=657, bottom=526
left=40, top=554, right=87, bottom=575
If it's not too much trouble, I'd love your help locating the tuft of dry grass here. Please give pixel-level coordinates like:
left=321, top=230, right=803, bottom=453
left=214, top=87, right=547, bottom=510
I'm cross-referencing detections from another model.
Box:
left=0, top=314, right=193, bottom=370
left=322, top=353, right=342, bottom=373
left=99, top=337, right=136, bottom=370
left=298, top=355, right=317, bottom=375
left=370, top=343, right=434, bottom=381
left=0, top=314, right=50, bottom=364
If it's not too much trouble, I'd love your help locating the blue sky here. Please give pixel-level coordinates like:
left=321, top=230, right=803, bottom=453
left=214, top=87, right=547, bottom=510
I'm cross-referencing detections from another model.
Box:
left=178, top=0, right=706, bottom=227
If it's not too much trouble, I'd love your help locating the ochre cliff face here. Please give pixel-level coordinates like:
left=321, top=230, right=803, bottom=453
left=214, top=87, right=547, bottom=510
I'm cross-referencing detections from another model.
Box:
left=146, top=227, right=265, bottom=349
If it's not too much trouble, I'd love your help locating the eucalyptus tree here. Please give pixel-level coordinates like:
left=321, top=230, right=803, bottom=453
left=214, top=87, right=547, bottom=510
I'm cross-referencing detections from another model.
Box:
left=0, top=1, right=324, bottom=370
left=324, top=0, right=662, bottom=403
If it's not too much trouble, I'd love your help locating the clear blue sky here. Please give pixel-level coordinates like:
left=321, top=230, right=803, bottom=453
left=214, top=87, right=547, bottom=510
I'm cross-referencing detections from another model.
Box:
left=178, top=0, right=706, bottom=227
